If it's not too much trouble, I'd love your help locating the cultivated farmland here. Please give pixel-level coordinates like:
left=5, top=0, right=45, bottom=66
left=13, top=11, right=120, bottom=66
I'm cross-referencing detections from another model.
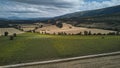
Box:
left=0, top=28, right=24, bottom=36
left=0, top=33, right=120, bottom=65
left=35, top=23, right=116, bottom=34
left=17, top=24, right=38, bottom=31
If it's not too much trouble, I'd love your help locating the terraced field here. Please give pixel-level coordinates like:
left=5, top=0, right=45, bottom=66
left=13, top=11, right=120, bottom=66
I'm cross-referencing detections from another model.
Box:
left=0, top=28, right=24, bottom=36
left=0, top=33, right=120, bottom=66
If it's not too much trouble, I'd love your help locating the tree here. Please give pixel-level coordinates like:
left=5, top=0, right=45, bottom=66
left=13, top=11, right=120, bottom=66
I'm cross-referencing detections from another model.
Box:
left=4, top=32, right=9, bottom=36
left=32, top=30, right=35, bottom=33
left=107, top=32, right=116, bottom=35
left=116, top=31, right=119, bottom=35
left=9, top=36, right=14, bottom=40
left=97, top=33, right=102, bottom=35
left=77, top=32, right=82, bottom=35
left=53, top=32, right=56, bottom=35
left=35, top=27, right=38, bottom=29
left=103, top=33, right=106, bottom=35
left=13, top=33, right=17, bottom=37
left=41, top=32, right=44, bottom=34
left=44, top=31, right=47, bottom=34
left=58, top=32, right=61, bottom=35
left=39, top=25, right=43, bottom=28
left=56, top=21, right=63, bottom=28
left=63, top=32, right=67, bottom=35
left=88, top=31, right=92, bottom=35
left=93, top=33, right=97, bottom=35
left=84, top=31, right=88, bottom=35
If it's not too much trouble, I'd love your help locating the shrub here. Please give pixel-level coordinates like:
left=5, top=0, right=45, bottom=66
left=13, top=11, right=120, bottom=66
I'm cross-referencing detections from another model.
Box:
left=84, top=31, right=88, bottom=35
left=116, top=31, right=119, bottom=35
left=76, top=32, right=82, bottom=35
left=4, top=32, right=9, bottom=36
left=9, top=36, right=14, bottom=40
left=88, top=31, right=92, bottom=35
left=56, top=22, right=63, bottom=28
left=13, top=33, right=17, bottom=37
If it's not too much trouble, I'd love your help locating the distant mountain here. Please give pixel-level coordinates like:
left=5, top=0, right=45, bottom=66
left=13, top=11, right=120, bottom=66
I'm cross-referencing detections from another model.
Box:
left=56, top=5, right=120, bottom=19
left=0, top=17, right=51, bottom=24
left=0, top=16, right=51, bottom=21
left=1, top=5, right=120, bottom=30
left=52, top=5, right=120, bottom=31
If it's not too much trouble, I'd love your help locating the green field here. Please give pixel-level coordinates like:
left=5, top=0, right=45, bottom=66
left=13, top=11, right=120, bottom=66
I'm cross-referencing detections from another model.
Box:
left=0, top=33, right=120, bottom=65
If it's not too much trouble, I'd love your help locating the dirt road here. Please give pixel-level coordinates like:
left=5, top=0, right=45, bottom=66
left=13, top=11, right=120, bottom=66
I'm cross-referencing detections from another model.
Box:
left=1, top=52, right=120, bottom=68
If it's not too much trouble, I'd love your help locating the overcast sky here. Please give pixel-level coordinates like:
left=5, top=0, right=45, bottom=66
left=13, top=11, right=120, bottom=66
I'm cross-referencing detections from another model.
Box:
left=0, top=0, right=120, bottom=18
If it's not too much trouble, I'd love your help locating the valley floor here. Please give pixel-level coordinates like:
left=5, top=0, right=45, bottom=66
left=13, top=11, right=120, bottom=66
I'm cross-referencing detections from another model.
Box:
left=0, top=33, right=120, bottom=65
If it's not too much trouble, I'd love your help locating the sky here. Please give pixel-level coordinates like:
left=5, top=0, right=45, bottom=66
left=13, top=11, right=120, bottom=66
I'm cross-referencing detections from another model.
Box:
left=0, top=0, right=120, bottom=19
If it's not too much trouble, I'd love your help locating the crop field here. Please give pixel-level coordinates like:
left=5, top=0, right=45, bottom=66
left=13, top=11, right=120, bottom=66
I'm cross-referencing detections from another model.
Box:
left=0, top=33, right=120, bottom=65
left=36, top=23, right=115, bottom=34
left=0, top=28, right=24, bottom=36
left=22, top=28, right=35, bottom=32
left=18, top=24, right=39, bottom=31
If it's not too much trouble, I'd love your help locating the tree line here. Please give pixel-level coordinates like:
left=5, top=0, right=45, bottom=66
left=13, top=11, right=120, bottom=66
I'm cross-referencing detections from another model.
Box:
left=76, top=31, right=120, bottom=35
left=38, top=31, right=120, bottom=35
left=4, top=32, right=17, bottom=40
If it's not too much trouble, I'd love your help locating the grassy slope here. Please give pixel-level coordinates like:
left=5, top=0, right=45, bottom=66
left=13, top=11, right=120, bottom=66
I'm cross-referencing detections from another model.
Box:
left=0, top=33, right=120, bottom=65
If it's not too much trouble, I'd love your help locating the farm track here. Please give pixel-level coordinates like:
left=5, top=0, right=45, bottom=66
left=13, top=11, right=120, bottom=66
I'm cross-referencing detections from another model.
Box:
left=1, top=51, right=120, bottom=68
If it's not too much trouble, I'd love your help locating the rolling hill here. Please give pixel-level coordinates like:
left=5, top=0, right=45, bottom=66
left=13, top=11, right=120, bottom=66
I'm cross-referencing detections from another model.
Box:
left=0, top=5, right=120, bottom=31
left=53, top=5, right=120, bottom=31
left=56, top=5, right=120, bottom=19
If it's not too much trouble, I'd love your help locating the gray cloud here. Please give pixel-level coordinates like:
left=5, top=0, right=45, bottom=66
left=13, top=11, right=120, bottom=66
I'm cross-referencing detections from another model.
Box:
left=0, top=0, right=120, bottom=18
left=10, top=0, right=78, bottom=8
left=1, top=11, right=40, bottom=13
left=12, top=11, right=40, bottom=13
